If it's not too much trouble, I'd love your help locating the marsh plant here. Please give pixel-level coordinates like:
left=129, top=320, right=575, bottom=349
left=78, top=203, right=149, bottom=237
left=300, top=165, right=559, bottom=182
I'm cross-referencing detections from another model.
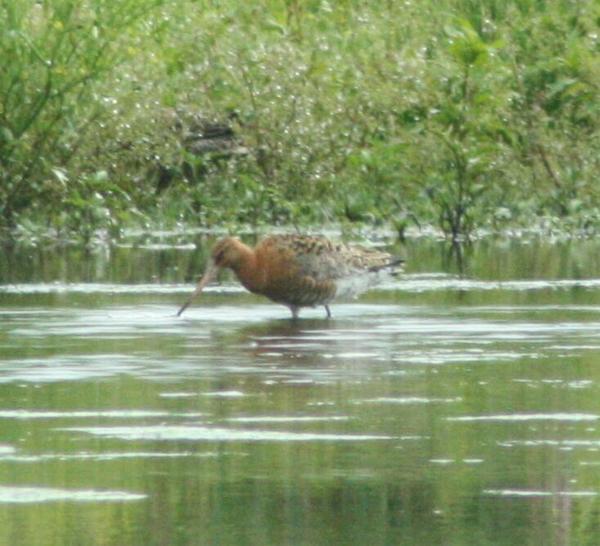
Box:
left=0, top=0, right=598, bottom=241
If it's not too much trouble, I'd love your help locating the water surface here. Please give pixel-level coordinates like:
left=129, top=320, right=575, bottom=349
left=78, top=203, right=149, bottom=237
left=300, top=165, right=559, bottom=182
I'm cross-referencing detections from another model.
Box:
left=1, top=236, right=600, bottom=545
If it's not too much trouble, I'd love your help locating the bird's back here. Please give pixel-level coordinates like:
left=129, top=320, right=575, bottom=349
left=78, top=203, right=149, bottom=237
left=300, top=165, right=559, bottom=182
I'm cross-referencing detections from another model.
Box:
left=253, top=235, right=399, bottom=306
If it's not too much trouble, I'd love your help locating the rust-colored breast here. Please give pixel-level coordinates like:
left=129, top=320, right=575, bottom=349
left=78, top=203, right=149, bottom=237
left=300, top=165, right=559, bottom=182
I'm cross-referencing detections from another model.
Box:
left=253, top=236, right=337, bottom=307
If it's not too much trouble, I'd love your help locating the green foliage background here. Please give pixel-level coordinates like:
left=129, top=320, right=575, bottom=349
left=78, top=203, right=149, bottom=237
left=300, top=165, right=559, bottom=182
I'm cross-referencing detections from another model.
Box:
left=1, top=0, right=599, bottom=241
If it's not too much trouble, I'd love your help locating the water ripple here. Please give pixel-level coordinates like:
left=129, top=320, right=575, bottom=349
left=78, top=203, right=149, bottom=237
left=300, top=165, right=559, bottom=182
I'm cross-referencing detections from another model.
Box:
left=0, top=409, right=204, bottom=419
left=483, top=489, right=597, bottom=498
left=448, top=413, right=599, bottom=422
left=356, top=397, right=462, bottom=405
left=225, top=416, right=349, bottom=423
left=0, top=485, right=146, bottom=503
left=3, top=275, right=600, bottom=296
left=61, top=425, right=394, bottom=442
left=0, top=451, right=216, bottom=463
left=386, top=275, right=600, bottom=293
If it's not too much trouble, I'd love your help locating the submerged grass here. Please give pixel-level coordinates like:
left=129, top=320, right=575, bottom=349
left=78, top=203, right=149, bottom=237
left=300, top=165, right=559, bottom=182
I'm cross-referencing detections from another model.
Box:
left=0, top=0, right=599, bottom=242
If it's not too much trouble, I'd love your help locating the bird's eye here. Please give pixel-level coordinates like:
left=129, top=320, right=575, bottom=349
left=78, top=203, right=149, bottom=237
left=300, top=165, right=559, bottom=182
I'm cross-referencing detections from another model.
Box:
left=214, top=250, right=225, bottom=264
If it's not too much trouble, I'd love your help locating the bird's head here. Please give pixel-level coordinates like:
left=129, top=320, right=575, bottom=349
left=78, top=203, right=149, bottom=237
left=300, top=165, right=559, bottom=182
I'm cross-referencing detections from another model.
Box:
left=177, top=237, right=245, bottom=316
left=211, top=237, right=244, bottom=270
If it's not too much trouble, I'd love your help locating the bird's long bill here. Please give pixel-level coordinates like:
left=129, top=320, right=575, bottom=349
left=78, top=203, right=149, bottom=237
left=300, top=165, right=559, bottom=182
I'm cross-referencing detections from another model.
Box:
left=176, top=261, right=219, bottom=316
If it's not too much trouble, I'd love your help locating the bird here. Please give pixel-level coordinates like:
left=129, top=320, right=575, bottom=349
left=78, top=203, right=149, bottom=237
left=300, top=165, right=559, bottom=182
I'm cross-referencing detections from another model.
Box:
left=177, top=234, right=404, bottom=319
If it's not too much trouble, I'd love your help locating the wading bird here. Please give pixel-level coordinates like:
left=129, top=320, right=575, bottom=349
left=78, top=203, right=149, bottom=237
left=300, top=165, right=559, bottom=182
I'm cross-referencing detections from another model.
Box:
left=177, top=234, right=403, bottom=319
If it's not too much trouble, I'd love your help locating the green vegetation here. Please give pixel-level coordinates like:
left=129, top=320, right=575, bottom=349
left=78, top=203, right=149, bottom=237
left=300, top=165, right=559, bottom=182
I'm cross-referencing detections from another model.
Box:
left=1, top=0, right=599, bottom=242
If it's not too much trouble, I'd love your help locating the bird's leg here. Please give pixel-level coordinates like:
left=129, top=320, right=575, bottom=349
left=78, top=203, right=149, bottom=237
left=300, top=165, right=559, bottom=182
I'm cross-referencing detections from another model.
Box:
left=324, top=305, right=332, bottom=319
left=290, top=305, right=300, bottom=320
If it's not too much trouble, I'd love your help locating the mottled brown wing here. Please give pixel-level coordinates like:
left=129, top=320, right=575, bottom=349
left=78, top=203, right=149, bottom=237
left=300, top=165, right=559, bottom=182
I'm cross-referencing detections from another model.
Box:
left=253, top=235, right=337, bottom=306
left=268, top=235, right=395, bottom=281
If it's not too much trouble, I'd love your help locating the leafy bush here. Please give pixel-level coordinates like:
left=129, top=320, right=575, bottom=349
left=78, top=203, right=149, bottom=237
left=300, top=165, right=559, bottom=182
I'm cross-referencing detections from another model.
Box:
left=0, top=0, right=163, bottom=230
left=1, top=0, right=599, bottom=241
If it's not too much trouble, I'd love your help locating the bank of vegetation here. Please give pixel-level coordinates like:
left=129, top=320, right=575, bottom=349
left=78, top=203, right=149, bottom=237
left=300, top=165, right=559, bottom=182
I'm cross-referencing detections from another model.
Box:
left=1, top=0, right=598, bottom=243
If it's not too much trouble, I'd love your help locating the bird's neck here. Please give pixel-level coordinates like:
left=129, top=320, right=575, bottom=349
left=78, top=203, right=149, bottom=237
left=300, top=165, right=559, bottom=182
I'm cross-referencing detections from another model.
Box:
left=232, top=243, right=264, bottom=294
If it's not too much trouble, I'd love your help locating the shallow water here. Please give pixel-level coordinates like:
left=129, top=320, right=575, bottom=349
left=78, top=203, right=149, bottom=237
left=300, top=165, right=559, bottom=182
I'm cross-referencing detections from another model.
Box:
left=2, top=236, right=600, bottom=545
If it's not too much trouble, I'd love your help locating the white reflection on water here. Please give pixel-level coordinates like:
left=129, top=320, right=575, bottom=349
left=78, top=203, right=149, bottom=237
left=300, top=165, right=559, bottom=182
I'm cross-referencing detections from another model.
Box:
left=60, top=425, right=394, bottom=442
left=0, top=355, right=143, bottom=383
left=499, top=439, right=600, bottom=448
left=483, top=489, right=597, bottom=498
left=159, top=392, right=197, bottom=398
left=448, top=413, right=599, bottom=422
left=356, top=397, right=462, bottom=405
left=0, top=451, right=217, bottom=463
left=513, top=379, right=593, bottom=389
left=0, top=485, right=146, bottom=503
left=202, top=390, right=246, bottom=398
left=388, top=275, right=600, bottom=293
left=430, top=458, right=484, bottom=465
left=225, top=416, right=349, bottom=423
left=0, top=283, right=244, bottom=295
left=5, top=275, right=600, bottom=294
left=0, top=409, right=204, bottom=419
